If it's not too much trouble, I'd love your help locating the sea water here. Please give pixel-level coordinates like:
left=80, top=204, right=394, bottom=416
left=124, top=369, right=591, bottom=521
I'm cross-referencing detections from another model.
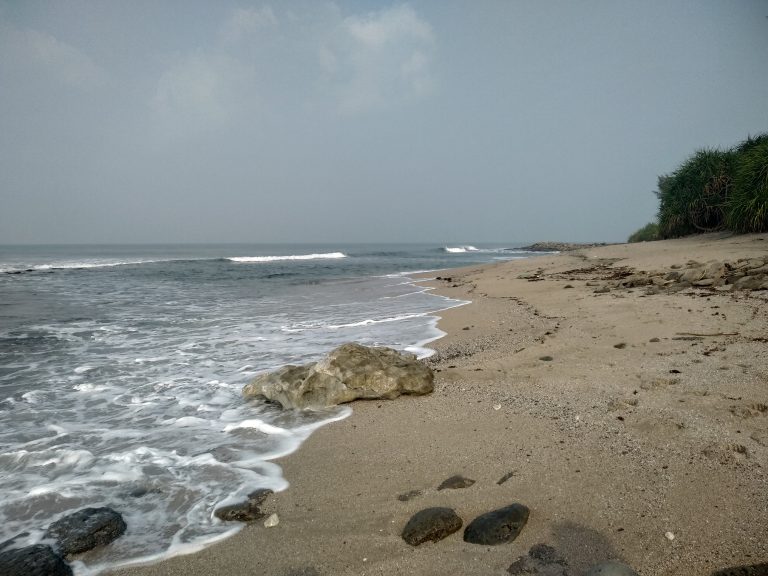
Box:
left=0, top=243, right=535, bottom=573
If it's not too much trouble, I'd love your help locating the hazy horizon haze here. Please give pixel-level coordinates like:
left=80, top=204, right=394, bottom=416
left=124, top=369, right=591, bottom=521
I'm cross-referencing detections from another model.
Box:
left=1, top=1, right=767, bottom=244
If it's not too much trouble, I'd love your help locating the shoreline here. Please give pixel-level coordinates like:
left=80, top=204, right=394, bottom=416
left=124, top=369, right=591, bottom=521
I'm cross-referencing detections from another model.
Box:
left=109, top=233, right=768, bottom=576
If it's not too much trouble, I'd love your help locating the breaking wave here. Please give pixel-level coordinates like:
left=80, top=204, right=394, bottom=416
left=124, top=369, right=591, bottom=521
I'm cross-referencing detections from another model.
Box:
left=443, top=246, right=479, bottom=253
left=228, top=252, right=347, bottom=263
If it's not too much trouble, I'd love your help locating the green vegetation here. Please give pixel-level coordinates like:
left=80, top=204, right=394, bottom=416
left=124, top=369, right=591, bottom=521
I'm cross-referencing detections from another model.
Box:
left=728, top=135, right=768, bottom=233
left=628, top=133, right=768, bottom=242
left=628, top=222, right=659, bottom=243
left=656, top=148, right=735, bottom=238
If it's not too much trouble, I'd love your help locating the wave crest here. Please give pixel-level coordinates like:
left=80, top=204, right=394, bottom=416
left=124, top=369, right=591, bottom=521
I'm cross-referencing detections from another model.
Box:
left=443, top=246, right=479, bottom=253
left=228, top=252, right=347, bottom=263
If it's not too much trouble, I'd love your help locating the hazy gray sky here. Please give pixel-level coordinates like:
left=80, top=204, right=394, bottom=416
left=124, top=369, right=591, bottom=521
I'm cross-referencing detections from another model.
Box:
left=1, top=1, right=767, bottom=244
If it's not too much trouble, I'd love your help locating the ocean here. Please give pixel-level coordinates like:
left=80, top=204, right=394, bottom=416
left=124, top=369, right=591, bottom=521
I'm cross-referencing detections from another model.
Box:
left=0, top=243, right=537, bottom=573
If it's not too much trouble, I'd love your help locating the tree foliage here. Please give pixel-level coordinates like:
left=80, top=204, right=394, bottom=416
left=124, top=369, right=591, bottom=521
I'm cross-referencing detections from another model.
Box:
left=650, top=133, right=767, bottom=239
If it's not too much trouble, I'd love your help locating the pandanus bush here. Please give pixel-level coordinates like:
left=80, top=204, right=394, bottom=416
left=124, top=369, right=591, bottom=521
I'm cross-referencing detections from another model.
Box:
left=727, top=134, right=768, bottom=233
left=656, top=148, right=734, bottom=238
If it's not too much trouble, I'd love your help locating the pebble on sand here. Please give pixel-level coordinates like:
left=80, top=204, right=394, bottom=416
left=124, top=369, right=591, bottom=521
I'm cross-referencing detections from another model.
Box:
left=264, top=514, right=279, bottom=528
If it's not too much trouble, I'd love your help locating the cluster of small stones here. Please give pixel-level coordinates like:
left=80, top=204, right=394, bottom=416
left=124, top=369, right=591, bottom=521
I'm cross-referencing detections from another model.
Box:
left=399, top=475, right=640, bottom=575
left=590, top=258, right=768, bottom=295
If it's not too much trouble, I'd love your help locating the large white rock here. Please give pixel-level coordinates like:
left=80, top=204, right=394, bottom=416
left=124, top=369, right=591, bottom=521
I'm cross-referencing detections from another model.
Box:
left=243, top=343, right=434, bottom=409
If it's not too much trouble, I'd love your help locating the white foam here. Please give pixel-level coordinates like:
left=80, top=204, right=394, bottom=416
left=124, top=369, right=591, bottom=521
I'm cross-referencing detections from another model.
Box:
left=172, top=416, right=210, bottom=427
left=73, top=383, right=109, bottom=392
left=31, top=259, right=167, bottom=271
left=224, top=419, right=292, bottom=436
left=228, top=252, right=347, bottom=263
left=326, top=313, right=427, bottom=329
left=444, top=245, right=479, bottom=253
left=20, top=390, right=43, bottom=404
left=74, top=365, right=96, bottom=374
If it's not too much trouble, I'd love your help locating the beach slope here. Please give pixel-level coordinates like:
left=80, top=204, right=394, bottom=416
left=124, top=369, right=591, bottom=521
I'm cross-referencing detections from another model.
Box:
left=112, top=232, right=768, bottom=576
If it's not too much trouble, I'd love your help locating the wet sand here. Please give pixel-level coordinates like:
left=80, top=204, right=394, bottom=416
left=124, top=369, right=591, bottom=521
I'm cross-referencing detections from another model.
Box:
left=111, top=232, right=768, bottom=576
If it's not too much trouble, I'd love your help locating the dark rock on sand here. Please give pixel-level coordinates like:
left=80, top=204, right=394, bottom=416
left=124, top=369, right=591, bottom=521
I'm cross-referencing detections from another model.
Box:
left=0, top=544, right=72, bottom=576
left=529, top=543, right=566, bottom=564
left=397, top=490, right=423, bottom=502
left=244, top=343, right=434, bottom=409
left=46, top=507, right=126, bottom=557
left=497, top=471, right=516, bottom=485
left=437, top=475, right=475, bottom=490
left=584, top=561, right=639, bottom=575
left=539, top=355, right=554, bottom=362
left=402, top=507, right=463, bottom=546
left=508, top=543, right=569, bottom=575
left=463, top=503, right=529, bottom=545
left=712, top=564, right=768, bottom=575
left=214, top=488, right=273, bottom=522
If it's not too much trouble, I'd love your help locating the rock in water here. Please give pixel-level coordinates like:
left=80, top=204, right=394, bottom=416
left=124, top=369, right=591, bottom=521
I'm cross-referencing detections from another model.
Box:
left=243, top=343, right=434, bottom=409
left=46, top=507, right=126, bottom=557
left=463, top=503, right=529, bottom=545
left=584, top=561, right=639, bottom=575
left=402, top=508, right=463, bottom=546
left=214, top=489, right=273, bottom=522
left=437, top=475, right=476, bottom=490
left=0, top=545, right=73, bottom=576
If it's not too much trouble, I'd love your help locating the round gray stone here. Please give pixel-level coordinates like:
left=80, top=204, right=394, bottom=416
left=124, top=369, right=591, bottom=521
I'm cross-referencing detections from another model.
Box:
left=402, top=507, right=463, bottom=546
left=463, top=503, right=529, bottom=545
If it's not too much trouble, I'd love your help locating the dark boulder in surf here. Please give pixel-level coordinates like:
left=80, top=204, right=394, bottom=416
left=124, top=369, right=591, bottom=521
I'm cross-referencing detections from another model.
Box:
left=243, top=343, right=434, bottom=409
left=0, top=544, right=72, bottom=576
left=46, top=507, right=126, bottom=557
left=214, top=488, right=273, bottom=522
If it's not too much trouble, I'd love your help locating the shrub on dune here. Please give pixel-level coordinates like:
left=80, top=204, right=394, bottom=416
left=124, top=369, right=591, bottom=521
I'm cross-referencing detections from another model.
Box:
left=656, top=148, right=734, bottom=238
left=628, top=222, right=659, bottom=243
left=727, top=134, right=768, bottom=233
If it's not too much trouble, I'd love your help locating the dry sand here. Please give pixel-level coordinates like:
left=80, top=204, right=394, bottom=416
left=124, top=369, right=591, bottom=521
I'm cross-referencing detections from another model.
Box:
left=111, top=232, right=768, bottom=576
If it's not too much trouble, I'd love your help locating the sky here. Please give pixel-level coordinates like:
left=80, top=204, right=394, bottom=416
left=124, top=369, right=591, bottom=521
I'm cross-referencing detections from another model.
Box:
left=1, top=1, right=767, bottom=245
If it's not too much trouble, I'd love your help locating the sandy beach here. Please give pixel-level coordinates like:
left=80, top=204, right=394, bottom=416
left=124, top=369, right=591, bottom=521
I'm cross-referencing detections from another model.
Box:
left=111, top=233, right=768, bottom=576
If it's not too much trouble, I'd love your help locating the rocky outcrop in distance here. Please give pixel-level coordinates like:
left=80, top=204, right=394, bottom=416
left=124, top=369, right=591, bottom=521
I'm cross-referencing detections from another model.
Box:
left=243, top=343, right=434, bottom=409
left=519, top=242, right=611, bottom=252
